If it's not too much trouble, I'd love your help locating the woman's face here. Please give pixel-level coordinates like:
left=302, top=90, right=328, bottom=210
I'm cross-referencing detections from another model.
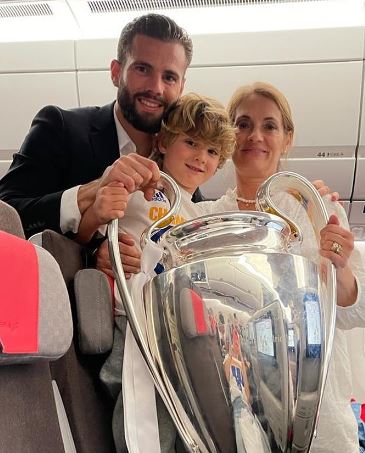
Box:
left=232, top=94, right=292, bottom=180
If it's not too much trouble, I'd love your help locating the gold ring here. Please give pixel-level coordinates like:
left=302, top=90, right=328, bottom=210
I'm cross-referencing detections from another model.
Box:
left=330, top=241, right=342, bottom=254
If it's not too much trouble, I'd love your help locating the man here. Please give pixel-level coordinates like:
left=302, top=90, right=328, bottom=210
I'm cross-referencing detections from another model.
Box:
left=0, top=14, right=195, bottom=239
left=0, top=14, right=195, bottom=452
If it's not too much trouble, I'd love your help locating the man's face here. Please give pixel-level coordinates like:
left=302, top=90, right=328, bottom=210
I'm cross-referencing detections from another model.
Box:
left=112, top=35, right=187, bottom=133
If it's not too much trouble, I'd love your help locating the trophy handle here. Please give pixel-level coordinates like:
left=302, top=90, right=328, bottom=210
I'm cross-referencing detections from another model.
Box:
left=140, top=171, right=182, bottom=249
left=256, top=171, right=328, bottom=244
left=256, top=170, right=337, bottom=431
left=107, top=173, right=205, bottom=453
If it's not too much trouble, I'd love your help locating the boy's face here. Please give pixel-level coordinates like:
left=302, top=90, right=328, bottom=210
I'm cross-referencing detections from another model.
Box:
left=160, top=134, right=220, bottom=193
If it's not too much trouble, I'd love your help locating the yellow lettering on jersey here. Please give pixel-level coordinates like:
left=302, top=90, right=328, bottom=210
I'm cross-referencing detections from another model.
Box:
left=149, top=207, right=160, bottom=221
left=173, top=215, right=186, bottom=225
left=149, top=207, right=186, bottom=225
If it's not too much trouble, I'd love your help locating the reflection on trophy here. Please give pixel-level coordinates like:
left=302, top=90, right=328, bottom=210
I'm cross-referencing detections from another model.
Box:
left=108, top=171, right=336, bottom=453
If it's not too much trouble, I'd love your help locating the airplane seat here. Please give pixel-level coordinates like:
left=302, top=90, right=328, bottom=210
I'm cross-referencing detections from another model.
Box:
left=0, top=199, right=25, bottom=239
left=29, top=229, right=116, bottom=453
left=0, top=204, right=75, bottom=453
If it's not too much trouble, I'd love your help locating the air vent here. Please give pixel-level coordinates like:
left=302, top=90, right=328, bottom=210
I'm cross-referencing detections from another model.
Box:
left=88, top=0, right=328, bottom=13
left=0, top=1, right=53, bottom=18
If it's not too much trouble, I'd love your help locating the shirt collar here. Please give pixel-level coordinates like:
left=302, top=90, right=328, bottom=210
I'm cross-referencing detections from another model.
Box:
left=113, top=103, right=136, bottom=156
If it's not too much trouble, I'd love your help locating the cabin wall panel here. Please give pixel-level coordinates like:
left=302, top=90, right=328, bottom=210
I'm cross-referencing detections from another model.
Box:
left=185, top=61, right=362, bottom=150
left=78, top=71, right=115, bottom=106
left=0, top=41, right=75, bottom=73
left=201, top=158, right=355, bottom=200
left=0, top=72, right=79, bottom=154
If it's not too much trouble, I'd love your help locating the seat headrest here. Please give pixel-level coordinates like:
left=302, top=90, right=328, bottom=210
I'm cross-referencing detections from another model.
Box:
left=74, top=268, right=114, bottom=354
left=0, top=231, right=72, bottom=365
left=0, top=200, right=25, bottom=239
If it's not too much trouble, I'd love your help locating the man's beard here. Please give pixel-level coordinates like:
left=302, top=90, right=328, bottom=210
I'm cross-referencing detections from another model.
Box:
left=117, top=85, right=169, bottom=134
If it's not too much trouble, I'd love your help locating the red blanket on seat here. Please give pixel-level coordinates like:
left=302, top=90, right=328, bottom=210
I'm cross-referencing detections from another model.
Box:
left=0, top=231, right=39, bottom=353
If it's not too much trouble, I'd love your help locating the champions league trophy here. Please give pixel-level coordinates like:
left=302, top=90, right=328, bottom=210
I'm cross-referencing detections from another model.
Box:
left=108, top=171, right=336, bottom=453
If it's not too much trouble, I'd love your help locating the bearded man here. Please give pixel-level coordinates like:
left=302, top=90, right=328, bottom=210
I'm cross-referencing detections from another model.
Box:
left=0, top=14, right=196, bottom=239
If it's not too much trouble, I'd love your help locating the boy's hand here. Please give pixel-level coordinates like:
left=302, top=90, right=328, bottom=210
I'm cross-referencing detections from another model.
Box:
left=95, top=233, right=141, bottom=279
left=92, top=182, right=128, bottom=225
left=118, top=233, right=141, bottom=278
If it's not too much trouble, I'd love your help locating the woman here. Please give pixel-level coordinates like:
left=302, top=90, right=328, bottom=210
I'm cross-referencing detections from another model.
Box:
left=200, top=82, right=365, bottom=453
left=90, top=83, right=364, bottom=451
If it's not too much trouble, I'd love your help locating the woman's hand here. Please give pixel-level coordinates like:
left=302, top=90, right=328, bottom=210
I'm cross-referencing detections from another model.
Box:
left=312, top=179, right=339, bottom=201
left=320, top=214, right=358, bottom=307
left=319, top=214, right=353, bottom=269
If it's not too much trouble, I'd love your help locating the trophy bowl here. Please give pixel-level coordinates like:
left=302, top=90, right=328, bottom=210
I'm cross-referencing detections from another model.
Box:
left=108, top=172, right=336, bottom=453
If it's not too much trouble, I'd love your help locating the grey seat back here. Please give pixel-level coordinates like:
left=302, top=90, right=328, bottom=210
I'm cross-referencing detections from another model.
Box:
left=31, top=229, right=117, bottom=453
left=0, top=202, right=74, bottom=453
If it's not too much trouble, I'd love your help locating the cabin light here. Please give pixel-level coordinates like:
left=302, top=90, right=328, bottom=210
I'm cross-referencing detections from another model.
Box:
left=0, top=0, right=79, bottom=42
left=68, top=0, right=365, bottom=39
left=176, top=0, right=364, bottom=34
left=0, top=0, right=363, bottom=42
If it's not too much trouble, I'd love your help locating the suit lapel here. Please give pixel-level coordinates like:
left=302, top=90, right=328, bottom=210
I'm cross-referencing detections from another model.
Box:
left=90, top=102, right=120, bottom=178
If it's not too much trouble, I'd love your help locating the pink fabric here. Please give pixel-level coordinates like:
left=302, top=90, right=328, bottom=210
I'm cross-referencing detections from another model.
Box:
left=0, top=231, right=39, bottom=353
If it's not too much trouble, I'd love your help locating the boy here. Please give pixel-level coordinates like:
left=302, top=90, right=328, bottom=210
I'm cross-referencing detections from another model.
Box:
left=76, top=92, right=235, bottom=247
left=77, top=92, right=236, bottom=453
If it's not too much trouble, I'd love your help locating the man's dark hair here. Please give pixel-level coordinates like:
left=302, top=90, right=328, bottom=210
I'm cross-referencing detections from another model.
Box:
left=117, top=14, right=193, bottom=67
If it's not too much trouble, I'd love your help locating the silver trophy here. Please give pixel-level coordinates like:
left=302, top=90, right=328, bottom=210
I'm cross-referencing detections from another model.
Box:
left=108, top=171, right=336, bottom=453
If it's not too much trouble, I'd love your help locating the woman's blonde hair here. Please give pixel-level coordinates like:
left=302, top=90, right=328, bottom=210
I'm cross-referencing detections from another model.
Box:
left=227, top=82, right=294, bottom=138
left=151, top=92, right=236, bottom=169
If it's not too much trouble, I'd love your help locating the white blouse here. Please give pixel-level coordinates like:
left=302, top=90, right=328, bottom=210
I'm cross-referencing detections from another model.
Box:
left=198, top=188, right=365, bottom=453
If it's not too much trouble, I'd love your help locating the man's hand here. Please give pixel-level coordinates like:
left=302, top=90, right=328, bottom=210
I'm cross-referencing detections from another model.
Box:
left=100, top=154, right=160, bottom=200
left=95, top=232, right=141, bottom=279
left=77, top=180, right=100, bottom=214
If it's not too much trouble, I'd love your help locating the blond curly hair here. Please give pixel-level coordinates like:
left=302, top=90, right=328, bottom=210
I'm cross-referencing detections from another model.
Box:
left=151, top=92, right=236, bottom=169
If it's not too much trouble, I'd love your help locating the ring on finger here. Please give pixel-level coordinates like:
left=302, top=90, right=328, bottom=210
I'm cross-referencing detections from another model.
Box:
left=330, top=241, right=342, bottom=255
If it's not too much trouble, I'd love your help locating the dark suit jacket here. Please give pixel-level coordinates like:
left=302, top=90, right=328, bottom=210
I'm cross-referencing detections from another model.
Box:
left=0, top=103, right=120, bottom=237
left=0, top=102, right=204, bottom=238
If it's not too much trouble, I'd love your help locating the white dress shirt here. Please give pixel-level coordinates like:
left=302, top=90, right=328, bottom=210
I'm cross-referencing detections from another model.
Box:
left=59, top=104, right=136, bottom=234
